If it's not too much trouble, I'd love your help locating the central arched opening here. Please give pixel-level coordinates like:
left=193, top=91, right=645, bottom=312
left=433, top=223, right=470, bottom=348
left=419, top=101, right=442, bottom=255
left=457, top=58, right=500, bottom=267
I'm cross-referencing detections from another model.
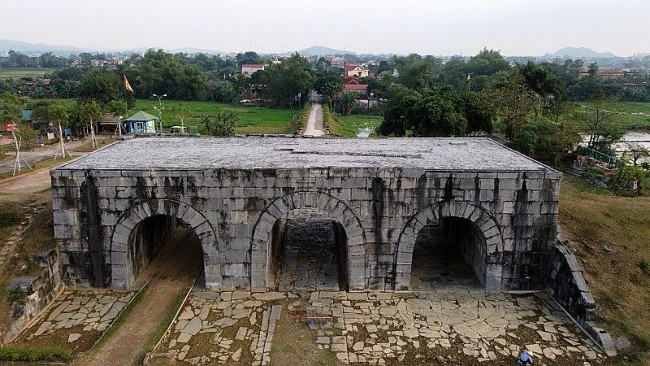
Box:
left=127, top=214, right=205, bottom=288
left=268, top=212, right=348, bottom=292
left=410, top=217, right=486, bottom=291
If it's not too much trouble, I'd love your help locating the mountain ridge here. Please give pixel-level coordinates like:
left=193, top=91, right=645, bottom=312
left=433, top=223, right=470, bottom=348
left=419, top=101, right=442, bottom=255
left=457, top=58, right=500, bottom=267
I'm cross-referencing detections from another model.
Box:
left=546, top=46, right=617, bottom=59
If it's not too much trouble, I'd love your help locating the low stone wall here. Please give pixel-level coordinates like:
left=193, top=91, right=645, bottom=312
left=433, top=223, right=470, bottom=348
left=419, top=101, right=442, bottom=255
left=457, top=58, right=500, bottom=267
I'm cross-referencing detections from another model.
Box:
left=4, top=249, right=63, bottom=342
left=547, top=245, right=616, bottom=356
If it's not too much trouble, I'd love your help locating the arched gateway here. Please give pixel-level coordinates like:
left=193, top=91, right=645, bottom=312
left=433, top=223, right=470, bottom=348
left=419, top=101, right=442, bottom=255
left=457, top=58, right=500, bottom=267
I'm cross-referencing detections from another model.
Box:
left=109, top=199, right=217, bottom=289
left=51, top=136, right=561, bottom=292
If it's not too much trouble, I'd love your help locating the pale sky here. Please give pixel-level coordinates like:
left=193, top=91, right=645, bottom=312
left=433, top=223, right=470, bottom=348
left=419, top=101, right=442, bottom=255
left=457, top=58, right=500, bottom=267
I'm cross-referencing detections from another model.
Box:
left=1, top=0, right=648, bottom=56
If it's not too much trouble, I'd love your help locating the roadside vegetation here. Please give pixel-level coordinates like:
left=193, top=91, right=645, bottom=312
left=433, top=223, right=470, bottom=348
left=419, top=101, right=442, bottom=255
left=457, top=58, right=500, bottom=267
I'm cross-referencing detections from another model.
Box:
left=136, top=290, right=187, bottom=364
left=0, top=345, right=72, bottom=363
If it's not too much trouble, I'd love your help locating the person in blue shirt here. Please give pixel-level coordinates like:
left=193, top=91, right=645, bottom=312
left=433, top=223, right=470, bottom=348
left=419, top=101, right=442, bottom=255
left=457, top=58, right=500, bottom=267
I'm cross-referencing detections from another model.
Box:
left=517, top=350, right=533, bottom=365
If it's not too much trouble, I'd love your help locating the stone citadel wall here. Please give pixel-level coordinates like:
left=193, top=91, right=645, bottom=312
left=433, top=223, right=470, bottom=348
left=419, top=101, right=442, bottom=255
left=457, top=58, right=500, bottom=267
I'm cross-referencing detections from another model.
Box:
left=52, top=154, right=561, bottom=292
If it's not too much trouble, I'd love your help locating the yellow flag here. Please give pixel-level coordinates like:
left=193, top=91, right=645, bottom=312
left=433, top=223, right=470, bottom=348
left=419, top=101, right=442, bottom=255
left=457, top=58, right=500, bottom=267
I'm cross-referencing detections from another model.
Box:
left=123, top=75, right=133, bottom=93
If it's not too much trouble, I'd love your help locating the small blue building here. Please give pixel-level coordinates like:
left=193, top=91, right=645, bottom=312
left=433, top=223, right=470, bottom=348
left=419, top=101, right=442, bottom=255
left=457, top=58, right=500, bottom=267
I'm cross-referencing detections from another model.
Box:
left=123, top=111, right=157, bottom=134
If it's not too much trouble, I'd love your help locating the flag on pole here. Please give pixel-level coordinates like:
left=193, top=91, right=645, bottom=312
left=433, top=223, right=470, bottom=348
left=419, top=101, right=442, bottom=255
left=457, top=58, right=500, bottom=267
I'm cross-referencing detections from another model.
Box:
left=123, top=75, right=133, bottom=93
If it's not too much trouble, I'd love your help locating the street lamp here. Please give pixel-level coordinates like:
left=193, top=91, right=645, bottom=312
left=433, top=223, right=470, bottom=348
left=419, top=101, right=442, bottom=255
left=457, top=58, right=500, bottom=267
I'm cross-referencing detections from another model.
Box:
left=153, top=93, right=167, bottom=134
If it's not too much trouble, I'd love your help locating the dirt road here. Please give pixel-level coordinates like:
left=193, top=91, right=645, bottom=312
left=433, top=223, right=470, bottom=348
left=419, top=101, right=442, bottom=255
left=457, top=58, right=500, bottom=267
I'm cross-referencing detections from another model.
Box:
left=0, top=139, right=87, bottom=176
left=73, top=227, right=202, bottom=365
left=0, top=165, right=62, bottom=195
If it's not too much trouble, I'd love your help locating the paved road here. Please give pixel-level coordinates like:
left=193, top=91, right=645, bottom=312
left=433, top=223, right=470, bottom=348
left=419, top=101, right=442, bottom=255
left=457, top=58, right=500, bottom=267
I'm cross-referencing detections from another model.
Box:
left=303, top=102, right=325, bottom=137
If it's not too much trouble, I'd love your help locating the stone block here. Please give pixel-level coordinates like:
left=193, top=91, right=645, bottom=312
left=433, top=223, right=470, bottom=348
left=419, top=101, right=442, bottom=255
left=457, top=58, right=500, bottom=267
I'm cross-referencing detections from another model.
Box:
left=110, top=251, right=126, bottom=265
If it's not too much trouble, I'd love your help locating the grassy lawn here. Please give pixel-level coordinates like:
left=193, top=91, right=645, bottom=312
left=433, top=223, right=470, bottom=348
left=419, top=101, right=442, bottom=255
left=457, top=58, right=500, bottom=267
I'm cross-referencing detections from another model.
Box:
left=579, top=101, right=650, bottom=130
left=325, top=107, right=382, bottom=137
left=0, top=68, right=55, bottom=80
left=559, top=174, right=650, bottom=365
left=129, top=100, right=299, bottom=134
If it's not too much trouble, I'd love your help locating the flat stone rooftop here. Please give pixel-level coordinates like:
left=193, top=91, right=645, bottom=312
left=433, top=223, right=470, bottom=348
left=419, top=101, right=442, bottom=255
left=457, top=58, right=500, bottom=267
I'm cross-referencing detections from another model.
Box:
left=59, top=136, right=554, bottom=171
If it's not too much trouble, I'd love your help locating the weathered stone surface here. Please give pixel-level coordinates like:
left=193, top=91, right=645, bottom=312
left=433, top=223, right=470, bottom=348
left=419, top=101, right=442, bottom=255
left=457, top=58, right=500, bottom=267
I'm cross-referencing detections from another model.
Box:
left=52, top=137, right=560, bottom=294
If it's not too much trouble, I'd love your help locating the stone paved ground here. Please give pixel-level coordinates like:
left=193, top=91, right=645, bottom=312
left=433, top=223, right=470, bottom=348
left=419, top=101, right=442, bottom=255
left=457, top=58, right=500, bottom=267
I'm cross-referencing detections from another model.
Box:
left=13, top=288, right=135, bottom=352
left=152, top=290, right=605, bottom=365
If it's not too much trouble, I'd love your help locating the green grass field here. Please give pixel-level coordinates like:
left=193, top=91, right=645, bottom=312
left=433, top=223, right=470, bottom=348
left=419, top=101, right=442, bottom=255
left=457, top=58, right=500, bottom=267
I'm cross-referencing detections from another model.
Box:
left=579, top=101, right=650, bottom=130
left=325, top=106, right=382, bottom=137
left=0, top=68, right=55, bottom=80
left=129, top=100, right=299, bottom=134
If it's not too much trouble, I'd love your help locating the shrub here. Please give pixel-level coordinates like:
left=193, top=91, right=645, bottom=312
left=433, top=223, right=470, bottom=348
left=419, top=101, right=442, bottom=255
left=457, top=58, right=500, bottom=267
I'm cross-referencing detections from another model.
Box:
left=640, top=259, right=649, bottom=274
left=0, top=346, right=72, bottom=362
left=0, top=210, right=21, bottom=227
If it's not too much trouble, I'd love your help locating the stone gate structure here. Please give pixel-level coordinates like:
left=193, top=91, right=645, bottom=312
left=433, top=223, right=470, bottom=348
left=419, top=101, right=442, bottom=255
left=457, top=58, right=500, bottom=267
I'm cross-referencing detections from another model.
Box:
left=51, top=137, right=561, bottom=292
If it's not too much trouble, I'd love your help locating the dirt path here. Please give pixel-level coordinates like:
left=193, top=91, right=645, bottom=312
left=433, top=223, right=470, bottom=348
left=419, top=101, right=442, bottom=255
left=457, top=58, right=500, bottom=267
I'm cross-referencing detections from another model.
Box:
left=0, top=139, right=87, bottom=176
left=73, top=228, right=203, bottom=366
left=0, top=164, right=63, bottom=195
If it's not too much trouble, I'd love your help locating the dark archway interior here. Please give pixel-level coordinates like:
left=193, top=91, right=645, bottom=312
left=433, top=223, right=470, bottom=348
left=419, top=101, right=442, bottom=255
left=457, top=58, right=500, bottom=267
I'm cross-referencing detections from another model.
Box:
left=269, top=217, right=348, bottom=292
left=410, top=217, right=485, bottom=291
left=127, top=214, right=205, bottom=288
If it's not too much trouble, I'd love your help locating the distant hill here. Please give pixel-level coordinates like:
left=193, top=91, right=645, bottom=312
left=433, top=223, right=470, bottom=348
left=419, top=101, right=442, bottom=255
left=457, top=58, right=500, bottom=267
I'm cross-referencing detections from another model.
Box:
left=548, top=47, right=617, bottom=59
left=0, top=39, right=224, bottom=57
left=297, top=45, right=355, bottom=56
left=168, top=47, right=223, bottom=55
left=0, top=39, right=88, bottom=56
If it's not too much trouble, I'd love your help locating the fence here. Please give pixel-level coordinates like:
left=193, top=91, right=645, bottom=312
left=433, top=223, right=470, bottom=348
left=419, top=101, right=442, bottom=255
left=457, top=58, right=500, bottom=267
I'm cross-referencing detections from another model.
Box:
left=582, top=147, right=618, bottom=165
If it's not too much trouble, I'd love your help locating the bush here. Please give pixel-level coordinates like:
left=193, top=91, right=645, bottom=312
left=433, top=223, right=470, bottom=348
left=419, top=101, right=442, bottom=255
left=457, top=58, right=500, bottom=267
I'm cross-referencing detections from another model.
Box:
left=640, top=260, right=649, bottom=274
left=0, top=346, right=72, bottom=363
left=0, top=210, right=21, bottom=227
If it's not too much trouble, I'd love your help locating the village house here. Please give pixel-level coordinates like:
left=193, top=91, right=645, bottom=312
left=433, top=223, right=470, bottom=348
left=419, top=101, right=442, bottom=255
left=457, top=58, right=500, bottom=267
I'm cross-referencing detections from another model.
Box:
left=344, top=63, right=375, bottom=78
left=241, top=64, right=265, bottom=75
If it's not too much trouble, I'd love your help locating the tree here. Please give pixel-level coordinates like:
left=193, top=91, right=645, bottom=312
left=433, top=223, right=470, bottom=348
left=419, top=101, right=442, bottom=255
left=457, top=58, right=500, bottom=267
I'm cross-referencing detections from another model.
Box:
left=378, top=87, right=467, bottom=137
left=622, top=143, right=650, bottom=167
left=377, top=86, right=417, bottom=136
left=494, top=70, right=541, bottom=140
left=314, top=70, right=343, bottom=109
left=397, top=56, right=443, bottom=92
left=79, top=68, right=122, bottom=105
left=105, top=100, right=127, bottom=116
left=201, top=111, right=238, bottom=136
left=235, top=51, right=262, bottom=67
left=519, top=61, right=560, bottom=98
left=208, top=80, right=238, bottom=103
left=576, top=97, right=623, bottom=153
left=512, top=118, right=581, bottom=166
left=261, top=54, right=314, bottom=108
left=0, top=92, right=23, bottom=123
left=466, top=49, right=511, bottom=76
left=609, top=163, right=648, bottom=196
left=405, top=89, right=467, bottom=137
left=587, top=62, right=599, bottom=77
left=173, top=103, right=190, bottom=134
left=464, top=90, right=495, bottom=134
left=38, top=52, right=68, bottom=68
left=338, top=91, right=359, bottom=116
left=73, top=101, right=102, bottom=131
left=48, top=103, right=69, bottom=128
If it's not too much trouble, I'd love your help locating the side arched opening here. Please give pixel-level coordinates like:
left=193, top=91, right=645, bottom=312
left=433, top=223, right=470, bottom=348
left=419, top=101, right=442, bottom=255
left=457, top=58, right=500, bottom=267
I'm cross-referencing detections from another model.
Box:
left=410, top=217, right=486, bottom=291
left=395, top=201, right=503, bottom=292
left=110, top=199, right=217, bottom=290
left=125, top=214, right=205, bottom=289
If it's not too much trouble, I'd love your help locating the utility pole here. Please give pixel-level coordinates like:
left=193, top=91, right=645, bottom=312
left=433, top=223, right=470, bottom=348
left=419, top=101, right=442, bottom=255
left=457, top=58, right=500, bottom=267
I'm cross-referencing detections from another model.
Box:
left=153, top=93, right=167, bottom=134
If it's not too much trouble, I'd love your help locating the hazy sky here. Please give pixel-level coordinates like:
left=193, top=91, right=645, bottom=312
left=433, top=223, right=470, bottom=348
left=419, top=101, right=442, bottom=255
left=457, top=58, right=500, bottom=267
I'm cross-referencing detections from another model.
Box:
left=1, top=0, right=648, bottom=56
